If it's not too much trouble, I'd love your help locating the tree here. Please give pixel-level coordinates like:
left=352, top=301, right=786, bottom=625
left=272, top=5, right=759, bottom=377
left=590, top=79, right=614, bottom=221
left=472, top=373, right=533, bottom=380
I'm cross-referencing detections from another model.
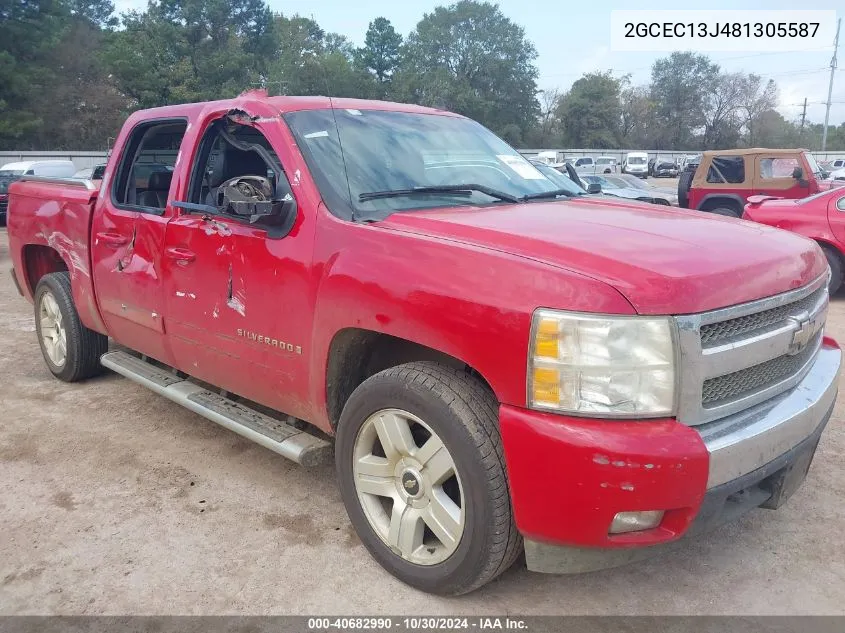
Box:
left=702, top=72, right=744, bottom=149
left=358, top=17, right=402, bottom=88
left=266, top=14, right=376, bottom=98
left=620, top=84, right=653, bottom=148
left=556, top=72, right=623, bottom=148
left=67, top=0, right=117, bottom=28
left=738, top=74, right=778, bottom=146
left=0, top=0, right=67, bottom=148
left=394, top=0, right=539, bottom=139
left=650, top=52, right=719, bottom=149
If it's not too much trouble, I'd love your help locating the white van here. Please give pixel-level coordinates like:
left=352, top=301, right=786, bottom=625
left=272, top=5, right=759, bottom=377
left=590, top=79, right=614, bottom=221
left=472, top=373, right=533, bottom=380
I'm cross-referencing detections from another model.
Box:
left=0, top=160, right=77, bottom=225
left=0, top=160, right=77, bottom=179
left=622, top=152, right=648, bottom=178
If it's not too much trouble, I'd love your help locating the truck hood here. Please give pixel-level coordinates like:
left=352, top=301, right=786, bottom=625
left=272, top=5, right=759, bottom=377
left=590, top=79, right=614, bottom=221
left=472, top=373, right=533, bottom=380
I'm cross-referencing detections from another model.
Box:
left=379, top=198, right=826, bottom=315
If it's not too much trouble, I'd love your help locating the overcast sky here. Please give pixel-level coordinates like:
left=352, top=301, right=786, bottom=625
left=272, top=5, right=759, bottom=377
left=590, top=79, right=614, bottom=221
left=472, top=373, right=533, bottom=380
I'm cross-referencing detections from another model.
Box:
left=114, top=0, right=845, bottom=125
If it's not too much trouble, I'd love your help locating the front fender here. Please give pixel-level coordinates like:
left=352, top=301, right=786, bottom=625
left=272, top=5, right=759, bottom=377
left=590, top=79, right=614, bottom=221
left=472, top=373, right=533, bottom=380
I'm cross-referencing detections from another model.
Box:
left=306, top=209, right=634, bottom=429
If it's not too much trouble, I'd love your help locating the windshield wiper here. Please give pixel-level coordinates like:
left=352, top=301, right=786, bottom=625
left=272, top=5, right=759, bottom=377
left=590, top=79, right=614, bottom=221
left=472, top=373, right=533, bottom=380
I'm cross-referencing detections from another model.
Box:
left=520, top=188, right=582, bottom=201
left=358, top=184, right=521, bottom=204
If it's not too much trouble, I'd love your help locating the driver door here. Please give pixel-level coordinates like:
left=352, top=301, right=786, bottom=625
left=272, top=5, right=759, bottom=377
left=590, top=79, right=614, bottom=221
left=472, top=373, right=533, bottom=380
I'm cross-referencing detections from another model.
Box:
left=161, top=108, right=316, bottom=420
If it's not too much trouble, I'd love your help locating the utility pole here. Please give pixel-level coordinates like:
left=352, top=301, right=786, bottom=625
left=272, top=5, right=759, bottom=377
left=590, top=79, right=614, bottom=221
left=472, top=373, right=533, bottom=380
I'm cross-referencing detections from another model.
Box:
left=822, top=18, right=841, bottom=151
left=800, top=97, right=808, bottom=131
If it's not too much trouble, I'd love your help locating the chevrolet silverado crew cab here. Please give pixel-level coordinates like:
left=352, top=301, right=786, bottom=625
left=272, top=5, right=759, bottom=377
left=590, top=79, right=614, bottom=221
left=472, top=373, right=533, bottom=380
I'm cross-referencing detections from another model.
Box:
left=6, top=93, right=841, bottom=595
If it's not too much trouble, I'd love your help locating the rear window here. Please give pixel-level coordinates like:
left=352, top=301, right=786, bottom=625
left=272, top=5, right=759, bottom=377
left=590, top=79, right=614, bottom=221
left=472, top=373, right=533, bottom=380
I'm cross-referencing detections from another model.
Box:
left=706, top=156, right=745, bottom=184
left=628, top=156, right=646, bottom=165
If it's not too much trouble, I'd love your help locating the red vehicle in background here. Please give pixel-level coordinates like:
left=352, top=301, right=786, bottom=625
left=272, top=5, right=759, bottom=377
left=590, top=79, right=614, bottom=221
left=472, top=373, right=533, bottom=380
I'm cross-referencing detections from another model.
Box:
left=679, top=148, right=834, bottom=217
left=745, top=187, right=845, bottom=293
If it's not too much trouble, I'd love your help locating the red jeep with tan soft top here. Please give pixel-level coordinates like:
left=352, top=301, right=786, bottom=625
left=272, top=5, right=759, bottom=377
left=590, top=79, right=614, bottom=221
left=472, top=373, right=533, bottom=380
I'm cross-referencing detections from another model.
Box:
left=679, top=148, right=831, bottom=217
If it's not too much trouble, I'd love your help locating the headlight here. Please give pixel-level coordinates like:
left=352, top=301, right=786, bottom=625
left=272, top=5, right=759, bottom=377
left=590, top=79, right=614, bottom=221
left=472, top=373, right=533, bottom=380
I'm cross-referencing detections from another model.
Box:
left=528, top=310, right=676, bottom=417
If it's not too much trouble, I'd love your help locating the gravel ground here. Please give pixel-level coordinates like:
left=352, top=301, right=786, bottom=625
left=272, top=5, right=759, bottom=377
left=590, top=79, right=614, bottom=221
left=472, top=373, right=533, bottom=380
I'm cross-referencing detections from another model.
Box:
left=1, top=226, right=844, bottom=615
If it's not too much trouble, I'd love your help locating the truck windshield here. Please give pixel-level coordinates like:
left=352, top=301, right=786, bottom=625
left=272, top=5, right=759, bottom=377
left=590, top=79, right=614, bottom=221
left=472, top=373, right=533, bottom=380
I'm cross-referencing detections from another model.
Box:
left=284, top=109, right=564, bottom=220
left=627, top=157, right=646, bottom=165
left=0, top=170, right=25, bottom=194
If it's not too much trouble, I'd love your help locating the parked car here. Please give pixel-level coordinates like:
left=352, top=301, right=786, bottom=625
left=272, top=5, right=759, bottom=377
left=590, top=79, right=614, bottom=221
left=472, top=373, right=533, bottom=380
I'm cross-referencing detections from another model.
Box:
left=826, top=158, right=845, bottom=170
left=581, top=174, right=674, bottom=205
left=679, top=154, right=701, bottom=172
left=571, top=156, right=597, bottom=174
left=73, top=164, right=107, bottom=181
left=679, top=148, right=831, bottom=217
left=653, top=160, right=679, bottom=178
left=827, top=167, right=845, bottom=181
left=0, top=160, right=76, bottom=225
left=6, top=93, right=840, bottom=594
left=744, top=187, right=845, bottom=293
left=594, top=156, right=617, bottom=174
left=621, top=151, right=648, bottom=178
left=611, top=174, right=679, bottom=205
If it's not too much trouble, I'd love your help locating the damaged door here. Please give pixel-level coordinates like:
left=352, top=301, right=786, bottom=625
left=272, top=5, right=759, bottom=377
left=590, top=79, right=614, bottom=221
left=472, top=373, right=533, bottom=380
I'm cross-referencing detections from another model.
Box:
left=91, top=118, right=187, bottom=363
left=162, top=107, right=315, bottom=420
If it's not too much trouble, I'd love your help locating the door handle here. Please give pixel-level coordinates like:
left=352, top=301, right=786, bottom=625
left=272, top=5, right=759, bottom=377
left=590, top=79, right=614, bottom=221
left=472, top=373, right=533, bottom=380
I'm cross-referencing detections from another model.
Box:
left=165, top=246, right=196, bottom=263
left=96, top=232, right=129, bottom=248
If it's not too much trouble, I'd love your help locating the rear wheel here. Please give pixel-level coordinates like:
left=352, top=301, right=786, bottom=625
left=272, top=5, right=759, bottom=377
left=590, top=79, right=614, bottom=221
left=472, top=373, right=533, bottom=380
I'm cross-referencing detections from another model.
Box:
left=821, top=245, right=843, bottom=295
left=34, top=272, right=108, bottom=382
left=336, top=362, right=521, bottom=595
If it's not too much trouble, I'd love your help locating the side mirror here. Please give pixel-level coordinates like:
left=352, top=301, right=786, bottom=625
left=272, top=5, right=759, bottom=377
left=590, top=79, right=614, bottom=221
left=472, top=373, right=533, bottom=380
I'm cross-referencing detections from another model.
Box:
left=792, top=166, right=804, bottom=180
left=587, top=183, right=602, bottom=194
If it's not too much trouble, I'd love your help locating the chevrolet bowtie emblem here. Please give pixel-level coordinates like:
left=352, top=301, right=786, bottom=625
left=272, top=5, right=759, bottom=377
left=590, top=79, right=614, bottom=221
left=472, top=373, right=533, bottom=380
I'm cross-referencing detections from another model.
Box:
left=787, top=312, right=814, bottom=356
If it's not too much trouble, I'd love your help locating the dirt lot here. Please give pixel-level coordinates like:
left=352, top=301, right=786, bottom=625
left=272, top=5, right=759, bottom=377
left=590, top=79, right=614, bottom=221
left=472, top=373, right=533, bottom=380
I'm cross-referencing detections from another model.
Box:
left=1, top=226, right=844, bottom=615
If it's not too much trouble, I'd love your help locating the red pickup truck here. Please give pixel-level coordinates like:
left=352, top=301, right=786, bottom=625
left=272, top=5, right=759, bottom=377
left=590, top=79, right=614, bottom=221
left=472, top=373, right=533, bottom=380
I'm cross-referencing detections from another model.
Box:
left=6, top=93, right=841, bottom=594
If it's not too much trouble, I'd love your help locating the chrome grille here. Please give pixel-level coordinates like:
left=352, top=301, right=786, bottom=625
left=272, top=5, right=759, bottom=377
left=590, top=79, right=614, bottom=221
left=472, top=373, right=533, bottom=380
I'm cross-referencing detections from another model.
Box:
left=675, top=274, right=828, bottom=426
left=701, top=333, right=822, bottom=406
left=700, top=286, right=826, bottom=346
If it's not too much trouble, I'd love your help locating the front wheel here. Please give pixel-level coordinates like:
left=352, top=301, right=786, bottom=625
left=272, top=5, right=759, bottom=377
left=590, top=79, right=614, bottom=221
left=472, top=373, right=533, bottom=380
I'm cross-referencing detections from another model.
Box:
left=336, top=362, right=521, bottom=595
left=34, top=272, right=108, bottom=382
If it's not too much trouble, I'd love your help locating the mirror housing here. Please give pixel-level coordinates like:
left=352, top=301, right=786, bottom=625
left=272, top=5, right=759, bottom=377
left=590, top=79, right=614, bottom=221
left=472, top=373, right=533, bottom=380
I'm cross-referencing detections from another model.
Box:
left=587, top=183, right=602, bottom=194
left=792, top=166, right=804, bottom=180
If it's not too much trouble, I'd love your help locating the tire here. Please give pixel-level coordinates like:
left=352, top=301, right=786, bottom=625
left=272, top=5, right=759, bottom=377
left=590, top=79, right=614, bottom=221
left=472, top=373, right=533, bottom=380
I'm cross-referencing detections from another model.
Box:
left=336, top=361, right=521, bottom=595
left=34, top=272, right=108, bottom=382
left=821, top=245, right=843, bottom=295
left=678, top=170, right=693, bottom=208
left=707, top=206, right=741, bottom=218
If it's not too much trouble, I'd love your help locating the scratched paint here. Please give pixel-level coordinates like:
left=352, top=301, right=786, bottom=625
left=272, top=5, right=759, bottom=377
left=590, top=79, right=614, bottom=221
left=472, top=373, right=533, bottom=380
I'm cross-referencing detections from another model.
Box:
left=227, top=293, right=246, bottom=316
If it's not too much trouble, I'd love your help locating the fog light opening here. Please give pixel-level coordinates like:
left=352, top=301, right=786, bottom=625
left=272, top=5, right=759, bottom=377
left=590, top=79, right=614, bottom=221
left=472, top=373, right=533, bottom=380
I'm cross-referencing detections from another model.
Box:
left=609, top=510, right=665, bottom=534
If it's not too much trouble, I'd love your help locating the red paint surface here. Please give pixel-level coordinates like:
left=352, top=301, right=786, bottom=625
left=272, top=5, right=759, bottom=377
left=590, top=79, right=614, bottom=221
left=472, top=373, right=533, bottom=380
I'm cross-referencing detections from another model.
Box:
left=4, top=95, right=832, bottom=548
left=500, top=405, right=710, bottom=546
left=743, top=188, right=845, bottom=260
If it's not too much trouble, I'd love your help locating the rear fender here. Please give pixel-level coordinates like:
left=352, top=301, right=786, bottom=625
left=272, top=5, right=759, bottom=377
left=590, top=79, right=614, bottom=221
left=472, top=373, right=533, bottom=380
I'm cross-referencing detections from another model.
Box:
left=8, top=182, right=108, bottom=334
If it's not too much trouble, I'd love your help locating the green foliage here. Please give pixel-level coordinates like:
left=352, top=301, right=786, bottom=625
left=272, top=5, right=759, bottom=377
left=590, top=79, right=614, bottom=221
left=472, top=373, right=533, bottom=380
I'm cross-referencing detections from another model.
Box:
left=556, top=72, right=623, bottom=149
left=358, top=17, right=402, bottom=86
left=394, top=0, right=539, bottom=140
left=1, top=0, right=843, bottom=152
left=650, top=52, right=719, bottom=149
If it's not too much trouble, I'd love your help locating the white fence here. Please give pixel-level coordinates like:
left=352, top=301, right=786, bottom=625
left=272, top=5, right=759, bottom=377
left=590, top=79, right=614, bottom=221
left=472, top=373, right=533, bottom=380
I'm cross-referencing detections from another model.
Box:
left=2, top=148, right=844, bottom=171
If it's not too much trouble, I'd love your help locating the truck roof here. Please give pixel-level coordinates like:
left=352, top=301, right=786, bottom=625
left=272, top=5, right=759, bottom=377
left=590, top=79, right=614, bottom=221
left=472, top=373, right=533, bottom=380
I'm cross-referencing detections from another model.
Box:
left=127, top=92, right=461, bottom=122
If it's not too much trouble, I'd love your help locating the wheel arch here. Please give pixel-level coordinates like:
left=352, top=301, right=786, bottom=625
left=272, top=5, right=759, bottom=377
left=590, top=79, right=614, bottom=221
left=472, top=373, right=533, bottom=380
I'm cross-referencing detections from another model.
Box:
left=325, top=328, right=494, bottom=431
left=21, top=244, right=68, bottom=296
left=696, top=194, right=745, bottom=214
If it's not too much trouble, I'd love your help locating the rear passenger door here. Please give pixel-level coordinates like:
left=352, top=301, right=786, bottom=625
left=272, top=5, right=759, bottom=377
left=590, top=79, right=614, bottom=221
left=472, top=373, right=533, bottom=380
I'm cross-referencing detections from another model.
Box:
left=91, top=119, right=187, bottom=364
left=753, top=154, right=810, bottom=200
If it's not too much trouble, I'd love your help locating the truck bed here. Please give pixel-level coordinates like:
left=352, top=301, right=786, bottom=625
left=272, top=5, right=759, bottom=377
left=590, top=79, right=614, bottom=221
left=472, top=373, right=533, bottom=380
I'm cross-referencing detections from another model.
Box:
left=7, top=177, right=106, bottom=334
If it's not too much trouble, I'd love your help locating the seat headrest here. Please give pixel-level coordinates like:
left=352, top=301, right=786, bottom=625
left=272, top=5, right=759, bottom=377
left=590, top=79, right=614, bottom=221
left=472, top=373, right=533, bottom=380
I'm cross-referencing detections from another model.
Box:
left=148, top=170, right=172, bottom=191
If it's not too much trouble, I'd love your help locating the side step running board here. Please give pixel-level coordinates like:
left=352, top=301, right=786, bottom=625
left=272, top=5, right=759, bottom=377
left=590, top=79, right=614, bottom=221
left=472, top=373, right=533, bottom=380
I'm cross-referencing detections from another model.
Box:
left=101, top=351, right=332, bottom=467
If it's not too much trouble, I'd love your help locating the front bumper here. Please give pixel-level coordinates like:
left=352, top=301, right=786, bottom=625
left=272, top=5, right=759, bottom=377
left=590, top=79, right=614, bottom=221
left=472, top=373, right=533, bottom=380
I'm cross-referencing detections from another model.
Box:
left=500, top=339, right=840, bottom=573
